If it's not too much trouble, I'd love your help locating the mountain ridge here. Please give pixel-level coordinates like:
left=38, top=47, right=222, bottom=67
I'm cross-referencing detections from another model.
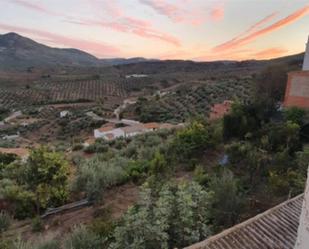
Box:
left=0, top=32, right=305, bottom=70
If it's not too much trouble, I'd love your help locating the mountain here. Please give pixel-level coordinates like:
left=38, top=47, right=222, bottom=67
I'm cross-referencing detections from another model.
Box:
left=0, top=32, right=305, bottom=71
left=0, top=33, right=156, bottom=70
left=0, top=32, right=101, bottom=69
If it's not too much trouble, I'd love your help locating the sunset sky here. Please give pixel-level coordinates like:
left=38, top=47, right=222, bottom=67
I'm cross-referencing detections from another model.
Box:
left=0, top=0, right=308, bottom=61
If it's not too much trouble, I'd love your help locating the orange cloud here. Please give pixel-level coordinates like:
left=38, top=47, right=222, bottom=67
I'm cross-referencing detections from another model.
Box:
left=69, top=1, right=181, bottom=46
left=243, top=12, right=278, bottom=34
left=210, top=3, right=225, bottom=22
left=251, top=47, right=288, bottom=59
left=0, top=23, right=120, bottom=57
left=213, top=5, right=309, bottom=52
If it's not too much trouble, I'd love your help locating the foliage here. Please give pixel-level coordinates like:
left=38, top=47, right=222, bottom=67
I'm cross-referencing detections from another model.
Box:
left=171, top=120, right=210, bottom=161
left=268, top=169, right=305, bottom=196
left=193, top=165, right=210, bottom=186
left=255, top=64, right=290, bottom=103
left=0, top=211, right=11, bottom=234
left=208, top=170, right=244, bottom=231
left=23, top=147, right=70, bottom=213
left=34, top=240, right=60, bottom=249
left=284, top=107, right=306, bottom=126
left=31, top=216, right=44, bottom=232
left=111, top=181, right=211, bottom=249
left=0, top=147, right=70, bottom=218
left=64, top=225, right=107, bottom=249
left=74, top=155, right=128, bottom=201
left=0, top=179, right=35, bottom=219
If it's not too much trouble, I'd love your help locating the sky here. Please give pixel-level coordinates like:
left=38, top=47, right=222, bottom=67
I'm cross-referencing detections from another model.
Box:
left=0, top=0, right=308, bottom=61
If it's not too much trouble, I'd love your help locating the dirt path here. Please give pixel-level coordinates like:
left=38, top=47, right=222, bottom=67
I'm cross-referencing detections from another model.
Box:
left=5, top=183, right=139, bottom=243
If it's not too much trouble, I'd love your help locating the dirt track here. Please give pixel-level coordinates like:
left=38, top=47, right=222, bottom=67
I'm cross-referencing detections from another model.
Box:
left=5, top=183, right=139, bottom=243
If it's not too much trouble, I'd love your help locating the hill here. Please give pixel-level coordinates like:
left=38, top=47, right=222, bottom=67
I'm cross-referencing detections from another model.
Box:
left=0, top=33, right=100, bottom=69
left=0, top=33, right=155, bottom=70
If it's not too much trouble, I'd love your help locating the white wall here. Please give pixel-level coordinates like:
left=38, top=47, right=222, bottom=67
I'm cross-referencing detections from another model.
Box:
left=303, top=36, right=309, bottom=71
left=294, top=167, right=309, bottom=249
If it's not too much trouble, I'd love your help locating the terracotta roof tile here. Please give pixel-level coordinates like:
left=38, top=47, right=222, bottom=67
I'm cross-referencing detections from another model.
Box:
left=98, top=126, right=114, bottom=132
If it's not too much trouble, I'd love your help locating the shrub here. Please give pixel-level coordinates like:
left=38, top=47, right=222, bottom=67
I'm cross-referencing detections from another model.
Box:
left=34, top=240, right=60, bottom=249
left=64, top=225, right=106, bottom=249
left=208, top=170, right=244, bottom=231
left=0, top=211, right=11, bottom=234
left=74, top=156, right=128, bottom=201
left=31, top=216, right=44, bottom=232
left=112, top=181, right=211, bottom=249
left=72, top=144, right=84, bottom=151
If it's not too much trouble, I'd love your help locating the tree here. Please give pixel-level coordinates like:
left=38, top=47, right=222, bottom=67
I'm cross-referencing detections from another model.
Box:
left=0, top=210, right=10, bottom=235
left=255, top=64, right=289, bottom=103
left=284, top=107, right=306, bottom=126
left=171, top=120, right=210, bottom=161
left=111, top=181, right=211, bottom=249
left=208, top=170, right=244, bottom=231
left=23, top=147, right=70, bottom=213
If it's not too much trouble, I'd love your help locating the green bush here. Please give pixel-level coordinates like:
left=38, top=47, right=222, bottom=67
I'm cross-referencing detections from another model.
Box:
left=72, top=144, right=84, bottom=151
left=74, top=156, right=128, bottom=201
left=112, top=181, right=211, bottom=249
left=0, top=211, right=11, bottom=234
left=31, top=216, right=44, bottom=232
left=64, top=225, right=106, bottom=249
left=34, top=240, right=60, bottom=249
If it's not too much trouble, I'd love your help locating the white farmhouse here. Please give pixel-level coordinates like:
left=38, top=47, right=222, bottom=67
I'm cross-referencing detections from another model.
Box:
left=60, top=110, right=70, bottom=118
left=94, top=126, right=124, bottom=140
left=122, top=124, right=146, bottom=138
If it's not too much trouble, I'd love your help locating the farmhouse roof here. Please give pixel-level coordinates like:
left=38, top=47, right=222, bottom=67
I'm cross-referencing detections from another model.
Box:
left=98, top=126, right=114, bottom=132
left=210, top=100, right=233, bottom=120
left=105, top=133, right=115, bottom=140
left=143, top=122, right=160, bottom=129
left=185, top=194, right=303, bottom=249
left=160, top=123, right=175, bottom=129
left=0, top=147, right=29, bottom=158
left=121, top=124, right=145, bottom=134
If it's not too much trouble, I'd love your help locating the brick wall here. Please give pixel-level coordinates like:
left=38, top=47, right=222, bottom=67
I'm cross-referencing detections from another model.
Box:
left=283, top=71, right=309, bottom=108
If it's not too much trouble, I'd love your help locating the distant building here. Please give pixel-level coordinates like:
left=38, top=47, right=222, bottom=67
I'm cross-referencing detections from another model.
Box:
left=4, top=111, right=22, bottom=123
left=94, top=122, right=179, bottom=140
left=122, top=124, right=146, bottom=137
left=284, top=36, right=309, bottom=108
left=125, top=74, right=148, bottom=79
left=94, top=126, right=124, bottom=140
left=209, top=100, right=233, bottom=120
left=60, top=110, right=70, bottom=118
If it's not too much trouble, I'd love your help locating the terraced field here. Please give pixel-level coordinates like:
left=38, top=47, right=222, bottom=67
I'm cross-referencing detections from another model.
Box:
left=0, top=79, right=128, bottom=109
left=124, top=77, right=254, bottom=122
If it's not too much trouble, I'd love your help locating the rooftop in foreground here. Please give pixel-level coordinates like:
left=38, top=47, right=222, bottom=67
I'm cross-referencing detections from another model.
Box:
left=185, top=194, right=303, bottom=249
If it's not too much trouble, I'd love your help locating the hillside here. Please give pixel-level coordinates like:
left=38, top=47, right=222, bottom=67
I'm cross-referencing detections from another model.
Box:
left=0, top=33, right=100, bottom=69
left=0, top=32, right=305, bottom=72
left=0, top=33, right=154, bottom=70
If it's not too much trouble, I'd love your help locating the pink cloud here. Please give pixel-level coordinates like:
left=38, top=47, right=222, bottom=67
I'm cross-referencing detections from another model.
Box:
left=252, top=47, right=288, bottom=59
left=9, top=0, right=62, bottom=16
left=243, top=12, right=278, bottom=34
left=139, top=0, right=206, bottom=26
left=210, top=3, right=225, bottom=22
left=69, top=1, right=181, bottom=46
left=213, top=5, right=309, bottom=52
left=0, top=23, right=120, bottom=57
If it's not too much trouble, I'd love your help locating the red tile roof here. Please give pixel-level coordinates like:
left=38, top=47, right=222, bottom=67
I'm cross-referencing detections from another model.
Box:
left=144, top=122, right=160, bottom=129
left=98, top=126, right=114, bottom=132
left=209, top=100, right=233, bottom=120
